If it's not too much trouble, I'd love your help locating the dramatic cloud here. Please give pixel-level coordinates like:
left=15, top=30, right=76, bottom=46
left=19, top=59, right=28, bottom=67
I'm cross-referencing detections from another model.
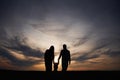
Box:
left=0, top=35, right=44, bottom=70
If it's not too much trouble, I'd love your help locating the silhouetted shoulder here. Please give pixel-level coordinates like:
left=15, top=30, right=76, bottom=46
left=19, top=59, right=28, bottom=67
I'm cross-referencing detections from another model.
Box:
left=44, top=49, right=49, bottom=59
left=68, top=50, right=70, bottom=52
left=45, top=49, right=49, bottom=54
left=66, top=49, right=70, bottom=53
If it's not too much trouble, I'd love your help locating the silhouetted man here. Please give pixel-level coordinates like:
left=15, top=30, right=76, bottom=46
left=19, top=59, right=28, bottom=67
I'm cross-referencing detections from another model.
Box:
left=44, top=46, right=54, bottom=71
left=58, top=44, right=71, bottom=71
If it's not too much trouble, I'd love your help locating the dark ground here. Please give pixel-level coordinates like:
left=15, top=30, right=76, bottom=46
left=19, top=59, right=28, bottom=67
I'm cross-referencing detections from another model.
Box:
left=0, top=69, right=119, bottom=80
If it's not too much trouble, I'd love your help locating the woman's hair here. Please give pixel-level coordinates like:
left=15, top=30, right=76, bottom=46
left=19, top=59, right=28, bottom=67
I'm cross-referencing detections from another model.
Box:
left=49, top=45, right=54, bottom=52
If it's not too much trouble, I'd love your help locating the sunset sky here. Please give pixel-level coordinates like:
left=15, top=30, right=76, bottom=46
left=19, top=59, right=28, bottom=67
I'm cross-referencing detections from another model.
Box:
left=0, top=0, right=120, bottom=71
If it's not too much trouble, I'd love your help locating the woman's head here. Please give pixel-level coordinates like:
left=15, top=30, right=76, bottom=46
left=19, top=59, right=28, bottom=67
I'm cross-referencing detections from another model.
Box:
left=49, top=45, right=54, bottom=51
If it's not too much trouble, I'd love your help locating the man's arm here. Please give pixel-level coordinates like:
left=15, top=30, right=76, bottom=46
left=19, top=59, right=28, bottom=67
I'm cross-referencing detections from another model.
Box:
left=58, top=50, right=62, bottom=61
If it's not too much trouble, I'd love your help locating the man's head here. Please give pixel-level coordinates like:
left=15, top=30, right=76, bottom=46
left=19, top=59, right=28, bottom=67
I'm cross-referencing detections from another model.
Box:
left=63, top=44, right=67, bottom=49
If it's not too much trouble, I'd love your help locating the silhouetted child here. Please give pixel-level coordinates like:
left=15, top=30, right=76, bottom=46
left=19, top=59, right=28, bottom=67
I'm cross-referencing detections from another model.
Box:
left=54, top=62, right=59, bottom=71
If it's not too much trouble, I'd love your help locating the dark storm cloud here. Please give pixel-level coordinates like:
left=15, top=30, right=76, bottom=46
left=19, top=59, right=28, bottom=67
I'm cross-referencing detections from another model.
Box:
left=72, top=37, right=89, bottom=47
left=72, top=31, right=93, bottom=47
left=72, top=38, right=112, bottom=61
left=5, top=36, right=43, bottom=57
left=0, top=47, right=39, bottom=66
left=104, top=50, right=120, bottom=57
left=72, top=36, right=120, bottom=63
left=0, top=36, right=44, bottom=67
left=0, top=27, right=7, bottom=40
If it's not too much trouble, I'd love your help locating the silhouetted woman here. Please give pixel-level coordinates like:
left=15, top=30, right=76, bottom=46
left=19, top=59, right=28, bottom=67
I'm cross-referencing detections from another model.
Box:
left=44, top=46, right=54, bottom=71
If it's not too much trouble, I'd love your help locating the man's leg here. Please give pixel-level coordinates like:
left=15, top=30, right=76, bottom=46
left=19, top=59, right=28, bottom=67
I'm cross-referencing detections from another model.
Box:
left=62, top=64, right=68, bottom=71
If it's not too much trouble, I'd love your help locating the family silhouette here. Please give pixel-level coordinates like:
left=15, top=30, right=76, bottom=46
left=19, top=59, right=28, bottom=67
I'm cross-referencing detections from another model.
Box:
left=44, top=44, right=71, bottom=71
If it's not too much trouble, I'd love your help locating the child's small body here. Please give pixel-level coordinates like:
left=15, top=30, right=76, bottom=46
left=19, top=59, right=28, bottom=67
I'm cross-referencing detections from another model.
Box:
left=54, top=62, right=59, bottom=71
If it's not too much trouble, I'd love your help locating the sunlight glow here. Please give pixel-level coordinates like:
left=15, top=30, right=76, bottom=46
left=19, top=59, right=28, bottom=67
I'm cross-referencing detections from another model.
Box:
left=54, top=55, right=59, bottom=63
